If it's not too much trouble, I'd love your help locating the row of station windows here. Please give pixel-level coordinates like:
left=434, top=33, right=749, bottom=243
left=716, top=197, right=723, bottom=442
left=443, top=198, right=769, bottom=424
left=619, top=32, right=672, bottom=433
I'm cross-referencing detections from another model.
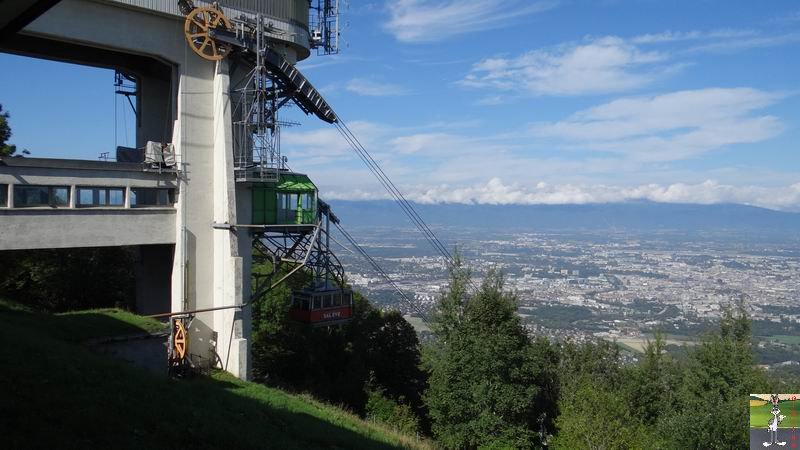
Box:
left=0, top=184, right=175, bottom=208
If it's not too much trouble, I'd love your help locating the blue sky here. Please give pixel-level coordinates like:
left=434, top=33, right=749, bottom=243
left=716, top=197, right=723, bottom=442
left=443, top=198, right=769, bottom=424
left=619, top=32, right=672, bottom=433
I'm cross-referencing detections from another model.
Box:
left=1, top=0, right=799, bottom=210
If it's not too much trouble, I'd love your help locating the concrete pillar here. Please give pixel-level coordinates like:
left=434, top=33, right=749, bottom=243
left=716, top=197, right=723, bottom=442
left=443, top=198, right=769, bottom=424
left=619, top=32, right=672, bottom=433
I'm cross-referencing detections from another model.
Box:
left=135, top=244, right=174, bottom=316
left=211, top=59, right=251, bottom=379
left=169, top=44, right=218, bottom=373
left=69, top=185, right=77, bottom=208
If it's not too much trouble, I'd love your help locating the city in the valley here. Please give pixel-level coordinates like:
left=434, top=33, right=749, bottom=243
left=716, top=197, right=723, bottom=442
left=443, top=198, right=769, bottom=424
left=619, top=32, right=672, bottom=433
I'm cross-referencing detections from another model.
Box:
left=339, top=226, right=800, bottom=370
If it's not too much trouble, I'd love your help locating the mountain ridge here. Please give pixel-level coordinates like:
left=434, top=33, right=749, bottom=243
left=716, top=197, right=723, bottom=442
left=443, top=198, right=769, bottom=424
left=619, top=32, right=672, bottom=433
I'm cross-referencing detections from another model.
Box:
left=327, top=200, right=800, bottom=235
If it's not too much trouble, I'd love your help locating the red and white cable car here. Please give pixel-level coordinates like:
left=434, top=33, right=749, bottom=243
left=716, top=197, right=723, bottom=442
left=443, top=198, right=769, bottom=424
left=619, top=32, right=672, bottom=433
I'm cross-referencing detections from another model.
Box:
left=289, top=288, right=353, bottom=326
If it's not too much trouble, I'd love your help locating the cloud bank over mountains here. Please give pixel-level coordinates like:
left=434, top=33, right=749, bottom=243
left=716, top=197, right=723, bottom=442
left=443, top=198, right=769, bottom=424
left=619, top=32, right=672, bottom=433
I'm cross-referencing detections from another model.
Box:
left=324, top=178, right=800, bottom=212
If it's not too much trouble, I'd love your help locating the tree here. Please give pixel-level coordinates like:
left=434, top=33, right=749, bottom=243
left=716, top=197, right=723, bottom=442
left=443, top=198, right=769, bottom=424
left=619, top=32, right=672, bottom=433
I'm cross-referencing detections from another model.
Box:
left=250, top=261, right=427, bottom=421
left=0, top=247, right=136, bottom=311
left=658, top=303, right=769, bottom=449
left=552, top=377, right=651, bottom=450
left=425, top=268, right=554, bottom=449
left=624, top=332, right=680, bottom=426
left=552, top=339, right=647, bottom=449
left=361, top=310, right=427, bottom=416
left=1, top=104, right=18, bottom=157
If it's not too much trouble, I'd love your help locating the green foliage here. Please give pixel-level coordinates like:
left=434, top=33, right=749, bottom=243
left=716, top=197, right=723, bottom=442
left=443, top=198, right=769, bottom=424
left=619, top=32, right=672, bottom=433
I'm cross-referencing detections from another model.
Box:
left=425, top=266, right=557, bottom=449
left=0, top=103, right=16, bottom=157
left=552, top=303, right=770, bottom=450
left=552, top=339, right=645, bottom=450
left=0, top=247, right=137, bottom=311
left=366, top=387, right=421, bottom=435
left=657, top=304, right=770, bottom=449
left=552, top=378, right=650, bottom=450
left=429, top=251, right=470, bottom=342
left=250, top=259, right=427, bottom=426
left=624, top=332, right=680, bottom=426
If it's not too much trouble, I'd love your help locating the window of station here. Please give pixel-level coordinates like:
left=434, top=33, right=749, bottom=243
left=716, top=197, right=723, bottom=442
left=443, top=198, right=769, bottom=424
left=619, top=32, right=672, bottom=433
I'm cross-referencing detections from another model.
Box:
left=77, top=187, right=125, bottom=207
left=130, top=188, right=174, bottom=207
left=13, top=185, right=70, bottom=207
left=0, top=184, right=7, bottom=207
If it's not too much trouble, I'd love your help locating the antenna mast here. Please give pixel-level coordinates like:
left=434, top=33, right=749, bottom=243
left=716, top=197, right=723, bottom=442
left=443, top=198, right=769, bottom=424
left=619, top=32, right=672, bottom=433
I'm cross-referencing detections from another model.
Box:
left=309, top=0, right=340, bottom=56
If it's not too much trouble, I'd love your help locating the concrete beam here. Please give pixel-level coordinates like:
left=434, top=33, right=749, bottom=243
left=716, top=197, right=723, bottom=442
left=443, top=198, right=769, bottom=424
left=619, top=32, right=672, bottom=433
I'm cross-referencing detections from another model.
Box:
left=0, top=209, right=175, bottom=250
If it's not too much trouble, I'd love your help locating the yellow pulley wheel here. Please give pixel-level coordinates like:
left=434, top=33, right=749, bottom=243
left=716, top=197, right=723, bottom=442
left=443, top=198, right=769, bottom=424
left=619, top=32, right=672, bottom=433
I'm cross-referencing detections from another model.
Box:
left=173, top=319, right=187, bottom=360
left=183, top=6, right=232, bottom=61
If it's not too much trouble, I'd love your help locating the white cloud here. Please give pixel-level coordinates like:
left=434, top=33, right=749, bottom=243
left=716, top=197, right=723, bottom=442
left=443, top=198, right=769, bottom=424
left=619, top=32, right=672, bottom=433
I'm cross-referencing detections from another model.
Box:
left=384, top=0, right=557, bottom=43
left=461, top=29, right=798, bottom=97
left=460, top=36, right=677, bottom=96
left=531, top=88, right=784, bottom=161
left=630, top=29, right=758, bottom=44
left=345, top=78, right=409, bottom=97
left=281, top=111, right=796, bottom=211
left=685, top=32, right=800, bottom=54
left=325, top=178, right=800, bottom=211
left=282, top=120, right=387, bottom=158
left=475, top=95, right=509, bottom=106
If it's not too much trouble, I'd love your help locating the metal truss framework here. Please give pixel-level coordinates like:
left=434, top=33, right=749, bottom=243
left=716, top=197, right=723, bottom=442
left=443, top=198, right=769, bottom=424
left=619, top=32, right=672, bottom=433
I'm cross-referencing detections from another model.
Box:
left=250, top=210, right=345, bottom=305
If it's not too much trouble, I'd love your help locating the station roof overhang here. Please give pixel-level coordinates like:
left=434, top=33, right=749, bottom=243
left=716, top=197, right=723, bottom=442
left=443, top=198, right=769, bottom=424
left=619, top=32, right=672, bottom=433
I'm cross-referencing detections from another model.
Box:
left=0, top=0, right=62, bottom=43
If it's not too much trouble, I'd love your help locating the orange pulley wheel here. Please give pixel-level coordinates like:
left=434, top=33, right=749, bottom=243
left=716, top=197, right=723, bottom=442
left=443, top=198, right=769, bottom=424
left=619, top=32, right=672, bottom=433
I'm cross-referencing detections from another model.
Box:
left=183, top=6, right=233, bottom=61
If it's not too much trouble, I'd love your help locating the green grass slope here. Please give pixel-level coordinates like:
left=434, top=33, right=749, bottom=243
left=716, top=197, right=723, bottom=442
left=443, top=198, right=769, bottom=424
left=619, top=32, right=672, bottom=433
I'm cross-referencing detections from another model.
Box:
left=750, top=400, right=799, bottom=428
left=0, top=300, right=431, bottom=450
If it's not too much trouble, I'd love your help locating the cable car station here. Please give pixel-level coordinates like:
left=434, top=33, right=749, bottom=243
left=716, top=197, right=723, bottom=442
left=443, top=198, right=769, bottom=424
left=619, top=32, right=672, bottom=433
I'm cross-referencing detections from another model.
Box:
left=0, top=0, right=346, bottom=380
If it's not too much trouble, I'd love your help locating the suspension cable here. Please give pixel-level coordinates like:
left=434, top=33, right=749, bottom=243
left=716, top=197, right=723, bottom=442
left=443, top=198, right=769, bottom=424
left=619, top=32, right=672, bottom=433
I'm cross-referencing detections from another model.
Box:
left=333, top=221, right=425, bottom=316
left=333, top=120, right=453, bottom=265
left=331, top=117, right=477, bottom=292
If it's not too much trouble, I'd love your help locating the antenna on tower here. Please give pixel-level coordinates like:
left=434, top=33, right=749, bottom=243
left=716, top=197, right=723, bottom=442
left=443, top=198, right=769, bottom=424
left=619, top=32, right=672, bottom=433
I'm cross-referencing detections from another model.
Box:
left=309, top=0, right=340, bottom=56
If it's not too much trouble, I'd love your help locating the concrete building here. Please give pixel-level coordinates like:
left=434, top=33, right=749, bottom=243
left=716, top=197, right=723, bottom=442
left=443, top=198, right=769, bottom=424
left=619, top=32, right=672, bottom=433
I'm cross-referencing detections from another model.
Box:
left=0, top=0, right=318, bottom=379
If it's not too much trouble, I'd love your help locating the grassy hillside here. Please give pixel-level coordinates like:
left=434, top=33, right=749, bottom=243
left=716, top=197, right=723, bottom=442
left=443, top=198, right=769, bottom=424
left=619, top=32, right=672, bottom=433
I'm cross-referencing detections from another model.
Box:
left=750, top=399, right=799, bottom=428
left=0, top=300, right=431, bottom=449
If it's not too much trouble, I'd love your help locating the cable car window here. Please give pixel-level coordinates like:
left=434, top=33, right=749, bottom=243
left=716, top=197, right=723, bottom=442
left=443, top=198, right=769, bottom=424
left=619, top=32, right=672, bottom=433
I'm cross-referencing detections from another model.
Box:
left=301, top=193, right=312, bottom=210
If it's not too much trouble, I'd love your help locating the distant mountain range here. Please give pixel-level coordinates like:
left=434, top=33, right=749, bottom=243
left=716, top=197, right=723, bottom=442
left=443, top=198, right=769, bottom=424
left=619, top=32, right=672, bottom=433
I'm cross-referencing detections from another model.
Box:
left=328, top=200, right=800, bottom=237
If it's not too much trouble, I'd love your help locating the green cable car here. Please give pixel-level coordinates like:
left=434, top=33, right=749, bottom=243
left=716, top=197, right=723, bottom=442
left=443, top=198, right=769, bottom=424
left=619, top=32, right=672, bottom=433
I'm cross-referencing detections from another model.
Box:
left=251, top=172, right=317, bottom=226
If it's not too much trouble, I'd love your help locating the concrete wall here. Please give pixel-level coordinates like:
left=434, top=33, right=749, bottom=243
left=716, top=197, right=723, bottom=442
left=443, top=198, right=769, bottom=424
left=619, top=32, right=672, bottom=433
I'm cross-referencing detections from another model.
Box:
left=0, top=209, right=175, bottom=250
